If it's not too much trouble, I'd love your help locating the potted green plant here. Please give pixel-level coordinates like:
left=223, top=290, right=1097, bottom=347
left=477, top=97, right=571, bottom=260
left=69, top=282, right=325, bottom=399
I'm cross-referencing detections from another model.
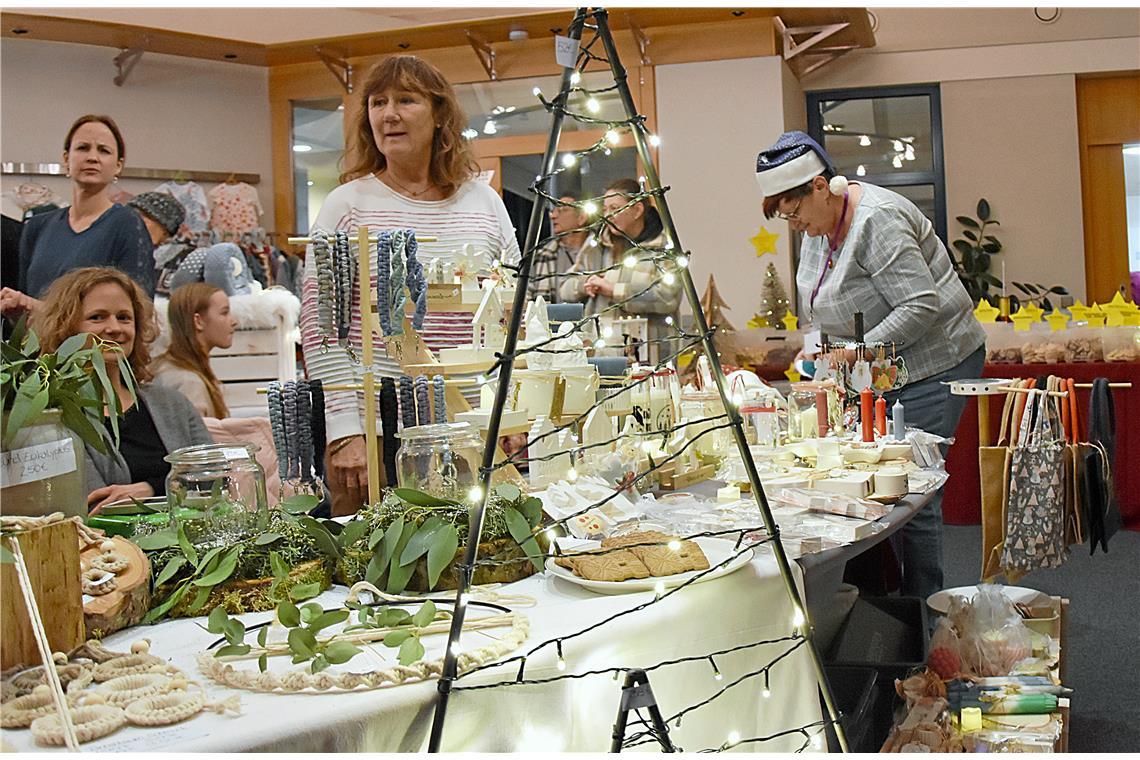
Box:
left=1, top=320, right=136, bottom=518
left=950, top=198, right=1004, bottom=305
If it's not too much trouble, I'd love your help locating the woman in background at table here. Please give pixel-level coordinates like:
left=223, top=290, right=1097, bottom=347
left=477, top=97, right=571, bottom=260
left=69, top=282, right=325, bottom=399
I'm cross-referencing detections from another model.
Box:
left=31, top=267, right=211, bottom=512
left=754, top=130, right=986, bottom=601
left=1, top=115, right=153, bottom=321
left=300, top=54, right=521, bottom=516
left=152, top=282, right=238, bottom=419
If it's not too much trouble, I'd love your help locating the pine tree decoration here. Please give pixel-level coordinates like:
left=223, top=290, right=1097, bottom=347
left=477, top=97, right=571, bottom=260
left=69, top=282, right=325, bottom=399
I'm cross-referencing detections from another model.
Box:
left=750, top=262, right=791, bottom=329
left=700, top=274, right=734, bottom=333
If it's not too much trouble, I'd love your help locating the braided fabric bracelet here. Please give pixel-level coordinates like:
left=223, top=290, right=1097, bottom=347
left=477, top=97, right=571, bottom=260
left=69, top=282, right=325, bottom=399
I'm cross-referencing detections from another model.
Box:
left=404, top=229, right=429, bottom=331
left=296, top=380, right=314, bottom=486
left=334, top=231, right=352, bottom=345
left=389, top=230, right=407, bottom=336
left=123, top=684, right=239, bottom=727
left=311, top=230, right=334, bottom=346
left=432, top=374, right=447, bottom=424
left=309, top=380, right=327, bottom=479
left=376, top=231, right=392, bottom=336
left=1, top=685, right=78, bottom=728
left=379, top=378, right=400, bottom=485
left=30, top=703, right=124, bottom=746
left=399, top=375, right=417, bottom=428
left=94, top=673, right=176, bottom=708
left=282, top=381, right=299, bottom=482
left=267, top=381, right=288, bottom=482
left=414, top=375, right=431, bottom=426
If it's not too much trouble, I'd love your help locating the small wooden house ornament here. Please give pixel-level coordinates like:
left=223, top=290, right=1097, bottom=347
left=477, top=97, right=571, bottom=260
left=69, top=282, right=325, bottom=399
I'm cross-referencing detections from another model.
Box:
left=472, top=279, right=505, bottom=349
left=528, top=416, right=573, bottom=488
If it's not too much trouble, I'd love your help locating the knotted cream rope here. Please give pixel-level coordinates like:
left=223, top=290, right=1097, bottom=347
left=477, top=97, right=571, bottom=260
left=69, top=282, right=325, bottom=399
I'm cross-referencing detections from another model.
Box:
left=0, top=685, right=79, bottom=728
left=93, top=641, right=166, bottom=682
left=29, top=701, right=125, bottom=746
left=89, top=539, right=130, bottom=574
left=124, top=683, right=240, bottom=726
left=1, top=512, right=105, bottom=548
left=82, top=567, right=117, bottom=596
left=94, top=672, right=179, bottom=707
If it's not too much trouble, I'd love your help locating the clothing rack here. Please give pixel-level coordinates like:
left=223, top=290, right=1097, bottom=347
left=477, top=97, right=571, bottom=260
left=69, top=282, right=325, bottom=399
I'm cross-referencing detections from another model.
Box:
left=0, top=162, right=259, bottom=184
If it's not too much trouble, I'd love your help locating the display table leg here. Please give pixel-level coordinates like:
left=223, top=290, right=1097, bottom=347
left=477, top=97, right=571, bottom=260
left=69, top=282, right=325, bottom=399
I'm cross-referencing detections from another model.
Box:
left=977, top=395, right=991, bottom=448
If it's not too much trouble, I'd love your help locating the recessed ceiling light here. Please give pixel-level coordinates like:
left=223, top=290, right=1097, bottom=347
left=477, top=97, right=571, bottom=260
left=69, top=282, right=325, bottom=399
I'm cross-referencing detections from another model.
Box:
left=482, top=120, right=497, bottom=135
left=293, top=144, right=312, bottom=153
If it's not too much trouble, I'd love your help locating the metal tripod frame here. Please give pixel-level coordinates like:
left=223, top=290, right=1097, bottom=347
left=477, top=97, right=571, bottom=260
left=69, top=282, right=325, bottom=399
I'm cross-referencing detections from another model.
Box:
left=427, top=7, right=848, bottom=752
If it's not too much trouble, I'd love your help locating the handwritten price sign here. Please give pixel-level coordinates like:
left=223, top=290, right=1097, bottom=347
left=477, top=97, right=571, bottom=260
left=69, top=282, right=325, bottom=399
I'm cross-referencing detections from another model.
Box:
left=554, top=35, right=580, bottom=69
left=1, top=438, right=77, bottom=488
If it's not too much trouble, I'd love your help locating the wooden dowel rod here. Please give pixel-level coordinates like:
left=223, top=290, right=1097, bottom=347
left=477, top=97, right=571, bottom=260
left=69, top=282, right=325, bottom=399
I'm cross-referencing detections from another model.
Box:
left=997, top=386, right=1068, bottom=398
left=1073, top=382, right=1131, bottom=389
left=256, top=378, right=477, bottom=394
left=287, top=235, right=438, bottom=245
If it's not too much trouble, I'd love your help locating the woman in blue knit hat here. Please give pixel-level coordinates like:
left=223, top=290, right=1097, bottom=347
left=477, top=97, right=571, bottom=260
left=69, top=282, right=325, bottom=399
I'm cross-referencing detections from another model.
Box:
left=755, top=130, right=986, bottom=600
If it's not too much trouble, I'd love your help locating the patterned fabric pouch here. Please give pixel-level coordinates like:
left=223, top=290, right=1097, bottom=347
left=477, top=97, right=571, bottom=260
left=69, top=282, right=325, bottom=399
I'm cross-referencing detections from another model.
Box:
left=1001, top=390, right=1068, bottom=573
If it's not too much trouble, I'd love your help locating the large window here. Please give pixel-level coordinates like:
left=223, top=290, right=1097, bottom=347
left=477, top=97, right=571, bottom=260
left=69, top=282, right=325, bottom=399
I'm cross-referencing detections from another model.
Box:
left=806, top=84, right=947, bottom=242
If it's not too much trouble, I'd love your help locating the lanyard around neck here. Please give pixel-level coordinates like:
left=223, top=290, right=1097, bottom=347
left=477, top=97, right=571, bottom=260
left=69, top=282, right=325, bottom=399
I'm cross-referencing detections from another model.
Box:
left=808, top=190, right=850, bottom=319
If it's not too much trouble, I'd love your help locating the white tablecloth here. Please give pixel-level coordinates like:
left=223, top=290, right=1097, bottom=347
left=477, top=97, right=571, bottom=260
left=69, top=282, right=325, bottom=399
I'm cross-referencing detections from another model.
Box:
left=1, top=547, right=824, bottom=753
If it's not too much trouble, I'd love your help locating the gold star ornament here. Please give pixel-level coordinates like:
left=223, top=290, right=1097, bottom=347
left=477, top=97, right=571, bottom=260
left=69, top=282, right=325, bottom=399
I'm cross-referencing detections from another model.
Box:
left=1010, top=308, right=1036, bottom=332
left=780, top=309, right=799, bottom=331
left=750, top=226, right=779, bottom=257
left=1045, top=311, right=1069, bottom=332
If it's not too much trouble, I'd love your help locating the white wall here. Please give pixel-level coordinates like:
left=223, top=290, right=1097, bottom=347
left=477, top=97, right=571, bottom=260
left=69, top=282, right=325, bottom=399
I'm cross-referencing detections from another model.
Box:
left=1, top=38, right=274, bottom=230
left=942, top=75, right=1086, bottom=300
left=656, top=56, right=802, bottom=322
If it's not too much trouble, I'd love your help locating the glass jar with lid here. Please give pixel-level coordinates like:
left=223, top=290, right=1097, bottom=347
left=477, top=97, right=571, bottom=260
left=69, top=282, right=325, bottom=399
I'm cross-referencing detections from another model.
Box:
left=396, top=422, right=483, bottom=500
left=165, top=443, right=269, bottom=546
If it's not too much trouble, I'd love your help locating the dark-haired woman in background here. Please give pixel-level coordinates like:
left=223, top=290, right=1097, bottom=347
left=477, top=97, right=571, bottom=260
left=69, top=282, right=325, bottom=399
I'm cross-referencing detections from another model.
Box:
left=1, top=115, right=153, bottom=321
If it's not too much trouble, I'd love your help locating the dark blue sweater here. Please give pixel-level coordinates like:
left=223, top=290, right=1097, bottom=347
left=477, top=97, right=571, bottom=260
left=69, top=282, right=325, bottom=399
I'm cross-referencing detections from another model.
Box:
left=18, top=204, right=154, bottom=298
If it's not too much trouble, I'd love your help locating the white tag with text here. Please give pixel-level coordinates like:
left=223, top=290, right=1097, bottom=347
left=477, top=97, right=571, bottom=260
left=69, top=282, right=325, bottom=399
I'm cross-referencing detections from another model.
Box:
left=0, top=438, right=76, bottom=488
left=554, top=35, right=580, bottom=69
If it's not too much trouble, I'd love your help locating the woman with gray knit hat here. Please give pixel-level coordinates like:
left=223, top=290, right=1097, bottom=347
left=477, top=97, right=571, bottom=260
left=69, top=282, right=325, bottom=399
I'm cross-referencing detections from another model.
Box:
left=129, top=191, right=185, bottom=246
left=755, top=130, right=986, bottom=601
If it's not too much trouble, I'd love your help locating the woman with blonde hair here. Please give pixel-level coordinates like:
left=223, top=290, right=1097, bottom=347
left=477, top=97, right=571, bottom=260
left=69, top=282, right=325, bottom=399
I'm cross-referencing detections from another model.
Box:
left=152, top=282, right=237, bottom=418
left=31, top=267, right=211, bottom=511
left=301, top=54, right=520, bottom=515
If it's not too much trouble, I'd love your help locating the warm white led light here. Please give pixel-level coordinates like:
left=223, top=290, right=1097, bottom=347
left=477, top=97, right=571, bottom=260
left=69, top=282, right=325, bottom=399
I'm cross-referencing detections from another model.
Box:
left=594, top=338, right=606, bottom=349
left=566, top=467, right=578, bottom=482
left=792, top=607, right=805, bottom=629
left=602, top=326, right=614, bottom=338
left=556, top=656, right=567, bottom=671
left=532, top=86, right=543, bottom=97
left=664, top=316, right=674, bottom=326
left=654, top=581, right=665, bottom=597
left=727, top=731, right=741, bottom=746
left=467, top=486, right=483, bottom=502
left=605, top=129, right=620, bottom=145
left=859, top=135, right=871, bottom=146
left=667, top=540, right=681, bottom=551
left=675, top=255, right=688, bottom=268
left=762, top=688, right=771, bottom=699
left=583, top=201, right=598, bottom=215
left=624, top=255, right=638, bottom=268
left=570, top=71, right=581, bottom=85
left=663, top=272, right=676, bottom=285
left=648, top=134, right=661, bottom=147
left=586, top=98, right=600, bottom=113
left=561, top=153, right=577, bottom=168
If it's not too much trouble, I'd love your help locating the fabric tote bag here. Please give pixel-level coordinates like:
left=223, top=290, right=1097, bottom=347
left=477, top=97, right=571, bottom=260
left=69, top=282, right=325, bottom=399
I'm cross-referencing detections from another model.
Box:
left=979, top=385, right=1020, bottom=581
left=1001, top=391, right=1068, bottom=574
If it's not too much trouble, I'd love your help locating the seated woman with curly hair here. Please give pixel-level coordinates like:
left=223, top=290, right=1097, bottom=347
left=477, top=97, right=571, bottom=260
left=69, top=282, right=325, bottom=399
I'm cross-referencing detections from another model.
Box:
left=31, top=267, right=212, bottom=512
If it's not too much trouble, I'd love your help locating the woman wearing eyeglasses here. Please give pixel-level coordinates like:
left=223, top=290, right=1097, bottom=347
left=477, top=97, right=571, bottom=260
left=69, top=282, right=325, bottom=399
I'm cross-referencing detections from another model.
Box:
left=755, top=130, right=985, bottom=601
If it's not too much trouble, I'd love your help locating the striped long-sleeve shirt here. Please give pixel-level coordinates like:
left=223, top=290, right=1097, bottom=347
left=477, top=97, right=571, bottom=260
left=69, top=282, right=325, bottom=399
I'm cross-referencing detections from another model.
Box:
left=300, top=175, right=521, bottom=444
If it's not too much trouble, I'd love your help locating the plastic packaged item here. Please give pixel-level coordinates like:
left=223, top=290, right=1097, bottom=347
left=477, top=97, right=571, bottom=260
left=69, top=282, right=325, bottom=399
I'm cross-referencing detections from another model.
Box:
left=983, top=323, right=1023, bottom=364
left=927, top=618, right=963, bottom=679
left=1061, top=326, right=1104, bottom=362
left=1019, top=324, right=1066, bottom=363
left=395, top=422, right=482, bottom=499
left=1101, top=325, right=1140, bottom=362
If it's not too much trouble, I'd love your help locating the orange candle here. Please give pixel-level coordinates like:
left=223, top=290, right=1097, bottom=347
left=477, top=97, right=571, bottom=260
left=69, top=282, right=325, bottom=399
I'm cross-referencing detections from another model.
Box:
left=860, top=387, right=874, bottom=442
left=875, top=396, right=887, bottom=437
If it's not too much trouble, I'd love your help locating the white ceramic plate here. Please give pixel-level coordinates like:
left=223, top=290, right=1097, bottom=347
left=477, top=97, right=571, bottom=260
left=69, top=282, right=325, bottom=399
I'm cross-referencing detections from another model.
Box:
left=926, top=584, right=1047, bottom=614
left=545, top=537, right=754, bottom=595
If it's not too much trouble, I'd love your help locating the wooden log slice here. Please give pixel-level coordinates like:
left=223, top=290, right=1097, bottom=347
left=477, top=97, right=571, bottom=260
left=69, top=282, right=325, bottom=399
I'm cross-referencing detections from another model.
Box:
left=81, top=536, right=150, bottom=640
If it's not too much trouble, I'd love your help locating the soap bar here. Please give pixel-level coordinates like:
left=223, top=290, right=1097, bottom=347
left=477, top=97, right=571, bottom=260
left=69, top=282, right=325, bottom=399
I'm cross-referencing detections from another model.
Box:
left=813, top=471, right=874, bottom=498
left=717, top=484, right=741, bottom=502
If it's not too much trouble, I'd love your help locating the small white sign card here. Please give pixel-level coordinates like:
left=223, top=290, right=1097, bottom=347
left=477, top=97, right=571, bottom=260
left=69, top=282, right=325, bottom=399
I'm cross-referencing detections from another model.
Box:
left=0, top=438, right=77, bottom=488
left=554, top=35, right=580, bottom=69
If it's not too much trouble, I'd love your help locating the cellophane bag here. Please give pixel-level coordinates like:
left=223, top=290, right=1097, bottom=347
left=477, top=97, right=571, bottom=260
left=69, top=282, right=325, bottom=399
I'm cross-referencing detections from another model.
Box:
left=953, top=586, right=1034, bottom=677
left=926, top=618, right=963, bottom=680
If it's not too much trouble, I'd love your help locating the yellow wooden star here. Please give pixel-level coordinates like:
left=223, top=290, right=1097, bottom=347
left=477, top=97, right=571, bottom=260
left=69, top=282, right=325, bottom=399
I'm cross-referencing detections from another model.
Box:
left=1010, top=308, right=1036, bottom=332
left=1067, top=300, right=1090, bottom=323
left=780, top=309, right=799, bottom=331
left=1106, top=309, right=1126, bottom=327
left=973, top=299, right=1000, bottom=323
left=784, top=362, right=802, bottom=383
left=1045, top=311, right=1069, bottom=332
left=1125, top=311, right=1140, bottom=327
left=1020, top=302, right=1044, bottom=323
left=1086, top=304, right=1106, bottom=328
left=750, top=226, right=779, bottom=257
left=1101, top=292, right=1130, bottom=326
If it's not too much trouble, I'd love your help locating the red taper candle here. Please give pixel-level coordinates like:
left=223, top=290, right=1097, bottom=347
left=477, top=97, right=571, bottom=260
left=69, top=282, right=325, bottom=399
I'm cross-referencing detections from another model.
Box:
left=860, top=387, right=874, bottom=442
left=875, top=396, right=887, bottom=437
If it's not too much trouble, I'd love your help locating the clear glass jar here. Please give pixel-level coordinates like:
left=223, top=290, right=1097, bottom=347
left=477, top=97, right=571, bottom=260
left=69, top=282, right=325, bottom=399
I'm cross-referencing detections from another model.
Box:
left=165, top=443, right=269, bottom=546
left=396, top=422, right=483, bottom=500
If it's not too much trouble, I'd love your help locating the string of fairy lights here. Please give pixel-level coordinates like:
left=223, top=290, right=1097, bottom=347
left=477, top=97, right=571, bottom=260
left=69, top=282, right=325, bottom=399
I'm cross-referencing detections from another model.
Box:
left=428, top=11, right=841, bottom=752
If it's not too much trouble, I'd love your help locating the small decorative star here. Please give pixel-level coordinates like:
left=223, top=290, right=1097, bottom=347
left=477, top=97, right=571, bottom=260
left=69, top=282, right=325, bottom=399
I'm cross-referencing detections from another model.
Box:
left=780, top=309, right=799, bottom=331
left=1010, top=309, right=1036, bottom=332
left=750, top=226, right=779, bottom=257
left=1020, top=302, right=1044, bottom=323
left=973, top=300, right=1000, bottom=323
left=1045, top=311, right=1069, bottom=332
left=1066, top=300, right=1090, bottom=322
left=1086, top=304, right=1106, bottom=328
left=784, top=362, right=802, bottom=383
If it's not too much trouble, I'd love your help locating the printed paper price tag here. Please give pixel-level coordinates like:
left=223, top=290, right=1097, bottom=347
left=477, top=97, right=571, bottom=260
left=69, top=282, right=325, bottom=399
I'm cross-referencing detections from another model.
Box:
left=554, top=35, right=580, bottom=69
left=222, top=447, right=249, bottom=461
left=0, top=438, right=76, bottom=488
